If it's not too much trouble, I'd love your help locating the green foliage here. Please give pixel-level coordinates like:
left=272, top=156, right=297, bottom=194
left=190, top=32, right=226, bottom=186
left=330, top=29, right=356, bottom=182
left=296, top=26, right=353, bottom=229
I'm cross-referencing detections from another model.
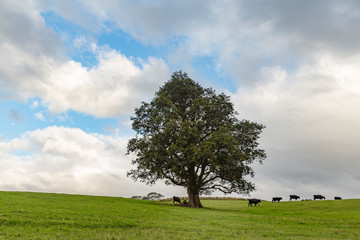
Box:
left=127, top=71, right=266, bottom=207
left=0, top=191, right=359, bottom=239
left=145, top=192, right=164, bottom=200
left=135, top=192, right=164, bottom=200
left=131, top=195, right=142, bottom=199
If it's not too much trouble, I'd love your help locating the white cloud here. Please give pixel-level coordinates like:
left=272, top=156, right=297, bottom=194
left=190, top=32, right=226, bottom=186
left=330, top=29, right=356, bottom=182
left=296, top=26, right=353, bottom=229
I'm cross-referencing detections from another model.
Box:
left=40, top=48, right=170, bottom=117
left=0, top=126, right=185, bottom=197
left=0, top=1, right=170, bottom=118
left=232, top=55, right=360, bottom=200
left=34, top=112, right=46, bottom=122
left=30, top=101, right=40, bottom=109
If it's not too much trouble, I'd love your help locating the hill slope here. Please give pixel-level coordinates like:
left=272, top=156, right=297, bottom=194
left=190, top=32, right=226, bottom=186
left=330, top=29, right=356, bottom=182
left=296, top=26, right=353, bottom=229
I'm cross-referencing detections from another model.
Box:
left=0, top=191, right=359, bottom=239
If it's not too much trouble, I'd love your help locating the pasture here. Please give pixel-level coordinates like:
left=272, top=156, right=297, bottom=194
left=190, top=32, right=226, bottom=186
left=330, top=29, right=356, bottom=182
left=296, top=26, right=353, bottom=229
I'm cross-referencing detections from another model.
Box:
left=0, top=191, right=359, bottom=239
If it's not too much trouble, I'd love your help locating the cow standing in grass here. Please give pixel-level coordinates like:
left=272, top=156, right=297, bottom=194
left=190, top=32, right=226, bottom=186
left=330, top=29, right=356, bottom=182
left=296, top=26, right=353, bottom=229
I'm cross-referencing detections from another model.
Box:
left=173, top=196, right=181, bottom=204
left=290, top=195, right=300, bottom=201
left=248, top=199, right=261, bottom=207
left=334, top=197, right=342, bottom=200
left=272, top=197, right=282, bottom=203
left=313, top=195, right=325, bottom=200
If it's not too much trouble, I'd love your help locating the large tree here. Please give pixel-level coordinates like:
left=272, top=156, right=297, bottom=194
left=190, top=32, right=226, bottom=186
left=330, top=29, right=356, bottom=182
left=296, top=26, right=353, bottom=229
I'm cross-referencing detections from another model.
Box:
left=127, top=71, right=266, bottom=208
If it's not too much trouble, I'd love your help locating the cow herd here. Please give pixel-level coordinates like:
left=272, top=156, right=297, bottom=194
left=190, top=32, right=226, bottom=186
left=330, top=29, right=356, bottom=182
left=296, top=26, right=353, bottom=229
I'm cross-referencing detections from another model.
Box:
left=172, top=195, right=342, bottom=208
left=248, top=194, right=342, bottom=207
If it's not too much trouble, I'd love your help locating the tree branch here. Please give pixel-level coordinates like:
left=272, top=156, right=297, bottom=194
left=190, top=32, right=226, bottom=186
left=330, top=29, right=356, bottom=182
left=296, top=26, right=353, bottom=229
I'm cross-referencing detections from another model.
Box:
left=202, top=175, right=219, bottom=185
left=201, top=184, right=232, bottom=194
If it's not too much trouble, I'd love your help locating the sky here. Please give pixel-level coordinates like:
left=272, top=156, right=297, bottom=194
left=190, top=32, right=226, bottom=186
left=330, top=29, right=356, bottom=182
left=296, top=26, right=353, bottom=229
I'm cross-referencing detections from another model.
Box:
left=1, top=0, right=360, bottom=201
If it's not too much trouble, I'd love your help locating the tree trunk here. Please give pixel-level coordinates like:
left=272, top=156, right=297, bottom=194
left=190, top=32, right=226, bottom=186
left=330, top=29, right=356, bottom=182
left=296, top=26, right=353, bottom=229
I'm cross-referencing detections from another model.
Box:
left=188, top=190, right=203, bottom=208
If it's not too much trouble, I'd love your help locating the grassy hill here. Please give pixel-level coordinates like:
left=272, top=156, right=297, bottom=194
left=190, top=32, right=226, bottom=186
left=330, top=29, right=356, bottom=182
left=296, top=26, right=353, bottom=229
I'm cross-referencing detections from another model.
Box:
left=0, top=191, right=359, bottom=239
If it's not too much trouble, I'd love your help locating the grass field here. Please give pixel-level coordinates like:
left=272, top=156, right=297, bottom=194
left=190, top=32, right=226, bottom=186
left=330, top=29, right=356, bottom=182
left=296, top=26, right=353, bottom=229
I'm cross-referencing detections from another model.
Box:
left=0, top=191, right=359, bottom=239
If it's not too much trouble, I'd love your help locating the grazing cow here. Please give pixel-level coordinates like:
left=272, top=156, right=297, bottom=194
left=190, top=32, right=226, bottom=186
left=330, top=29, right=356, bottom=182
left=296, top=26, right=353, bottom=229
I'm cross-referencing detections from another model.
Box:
left=181, top=200, right=188, bottom=207
left=313, top=195, right=325, bottom=200
left=334, top=197, right=342, bottom=200
left=272, top=197, right=282, bottom=203
left=173, top=196, right=181, bottom=204
left=248, top=198, right=261, bottom=207
left=290, top=195, right=300, bottom=201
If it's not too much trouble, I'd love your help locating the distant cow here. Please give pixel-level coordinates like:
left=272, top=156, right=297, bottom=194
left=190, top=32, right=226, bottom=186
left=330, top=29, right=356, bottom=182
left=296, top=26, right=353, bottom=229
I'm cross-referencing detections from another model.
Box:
left=334, top=197, right=342, bottom=200
left=290, top=195, right=300, bottom=201
left=181, top=200, right=188, bottom=207
left=248, top=198, right=261, bottom=207
left=272, top=197, right=282, bottom=203
left=173, top=196, right=181, bottom=204
left=313, top=195, right=325, bottom=200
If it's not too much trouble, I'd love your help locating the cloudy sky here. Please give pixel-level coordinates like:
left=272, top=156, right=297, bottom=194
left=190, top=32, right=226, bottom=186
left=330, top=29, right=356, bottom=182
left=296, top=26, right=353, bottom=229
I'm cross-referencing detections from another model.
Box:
left=1, top=0, right=360, bottom=200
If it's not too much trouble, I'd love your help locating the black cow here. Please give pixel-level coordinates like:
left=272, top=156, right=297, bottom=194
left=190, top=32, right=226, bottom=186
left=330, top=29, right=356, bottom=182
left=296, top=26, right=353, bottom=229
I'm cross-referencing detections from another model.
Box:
left=248, top=198, right=261, bottom=207
left=173, top=196, right=181, bottom=204
left=272, top=197, right=282, bottom=203
left=334, top=197, right=342, bottom=200
left=290, top=195, right=300, bottom=201
left=313, top=195, right=325, bottom=200
left=181, top=200, right=188, bottom=207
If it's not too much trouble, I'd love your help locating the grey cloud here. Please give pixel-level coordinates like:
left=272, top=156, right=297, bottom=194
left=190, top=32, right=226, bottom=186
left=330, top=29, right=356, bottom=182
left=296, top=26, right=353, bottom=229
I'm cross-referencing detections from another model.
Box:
left=252, top=157, right=360, bottom=200
left=8, top=109, right=22, bottom=123
left=240, top=0, right=360, bottom=56
left=231, top=61, right=360, bottom=200
left=45, top=0, right=106, bottom=33
left=0, top=1, right=62, bottom=57
left=97, top=0, right=216, bottom=43
left=19, top=0, right=360, bottom=87
left=69, top=0, right=360, bottom=85
left=0, top=1, right=63, bottom=101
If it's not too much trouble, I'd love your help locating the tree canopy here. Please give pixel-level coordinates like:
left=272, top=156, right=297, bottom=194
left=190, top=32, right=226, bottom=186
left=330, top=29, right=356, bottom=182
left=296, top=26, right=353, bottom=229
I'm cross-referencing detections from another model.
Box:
left=127, top=71, right=266, bottom=207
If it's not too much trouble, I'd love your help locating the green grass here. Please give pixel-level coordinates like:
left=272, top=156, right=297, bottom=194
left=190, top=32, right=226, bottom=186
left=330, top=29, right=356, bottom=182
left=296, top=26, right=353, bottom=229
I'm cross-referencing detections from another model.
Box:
left=0, top=191, right=359, bottom=239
